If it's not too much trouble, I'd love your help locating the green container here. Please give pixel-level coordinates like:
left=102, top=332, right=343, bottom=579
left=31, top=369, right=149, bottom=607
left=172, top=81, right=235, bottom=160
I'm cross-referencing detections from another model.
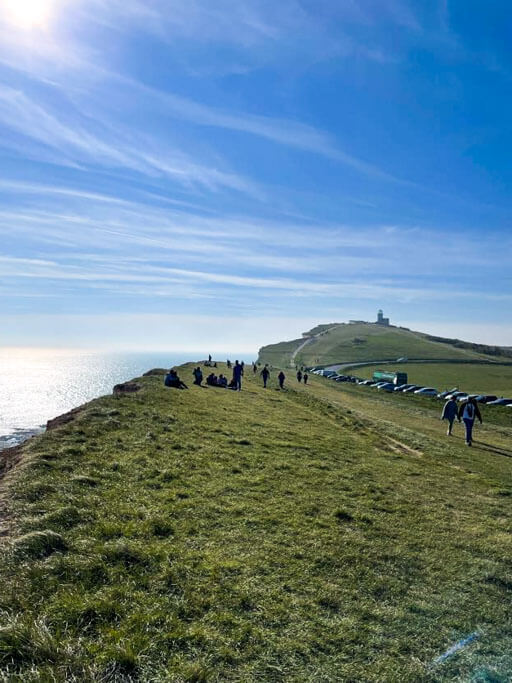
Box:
left=372, top=370, right=408, bottom=385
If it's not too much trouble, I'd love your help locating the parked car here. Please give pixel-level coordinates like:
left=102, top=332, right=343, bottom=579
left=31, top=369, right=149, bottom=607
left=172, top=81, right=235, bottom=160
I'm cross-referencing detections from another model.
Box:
left=487, top=398, right=512, bottom=406
left=414, top=387, right=439, bottom=396
left=395, top=384, right=412, bottom=392
left=445, top=391, right=467, bottom=400
left=377, top=382, right=396, bottom=392
left=456, top=394, right=470, bottom=402
left=474, top=395, right=497, bottom=404
left=403, top=385, right=422, bottom=393
left=437, top=388, right=458, bottom=399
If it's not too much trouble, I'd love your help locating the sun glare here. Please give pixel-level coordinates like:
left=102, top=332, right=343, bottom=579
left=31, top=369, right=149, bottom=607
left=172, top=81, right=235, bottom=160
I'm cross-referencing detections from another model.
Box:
left=1, top=0, right=55, bottom=29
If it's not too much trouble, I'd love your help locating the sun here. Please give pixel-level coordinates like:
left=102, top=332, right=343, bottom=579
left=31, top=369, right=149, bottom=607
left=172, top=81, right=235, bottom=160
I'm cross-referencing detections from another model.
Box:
left=1, top=0, right=55, bottom=29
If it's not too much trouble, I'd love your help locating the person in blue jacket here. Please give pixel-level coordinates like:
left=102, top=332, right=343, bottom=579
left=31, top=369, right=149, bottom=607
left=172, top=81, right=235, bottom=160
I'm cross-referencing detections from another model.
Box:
left=457, top=397, right=482, bottom=446
left=164, top=369, right=188, bottom=389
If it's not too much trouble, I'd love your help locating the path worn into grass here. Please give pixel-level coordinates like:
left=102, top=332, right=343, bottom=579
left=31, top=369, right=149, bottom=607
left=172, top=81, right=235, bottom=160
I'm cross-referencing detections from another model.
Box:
left=300, top=375, right=512, bottom=488
left=0, top=364, right=511, bottom=681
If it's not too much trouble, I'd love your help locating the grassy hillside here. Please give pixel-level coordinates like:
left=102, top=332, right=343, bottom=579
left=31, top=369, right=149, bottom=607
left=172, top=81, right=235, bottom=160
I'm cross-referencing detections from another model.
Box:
left=1, top=364, right=512, bottom=680
left=358, top=362, right=512, bottom=396
left=259, top=323, right=494, bottom=368
left=254, top=337, right=303, bottom=367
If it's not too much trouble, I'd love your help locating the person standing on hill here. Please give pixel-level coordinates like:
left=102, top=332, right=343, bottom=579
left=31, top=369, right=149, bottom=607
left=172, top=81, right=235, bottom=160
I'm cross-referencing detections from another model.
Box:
left=233, top=360, right=243, bottom=391
left=297, top=370, right=302, bottom=383
left=260, top=365, right=270, bottom=388
left=278, top=371, right=286, bottom=389
left=457, top=397, right=482, bottom=446
left=303, top=373, right=308, bottom=385
left=441, top=395, right=458, bottom=435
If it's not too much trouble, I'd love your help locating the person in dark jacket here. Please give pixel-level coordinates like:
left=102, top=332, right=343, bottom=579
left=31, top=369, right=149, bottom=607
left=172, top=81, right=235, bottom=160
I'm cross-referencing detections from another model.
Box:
left=233, top=360, right=243, bottom=391
left=457, top=397, right=482, bottom=446
left=260, top=365, right=270, bottom=388
left=192, top=367, right=203, bottom=386
left=297, top=370, right=302, bottom=383
left=278, top=371, right=285, bottom=389
left=441, top=395, right=458, bottom=435
left=303, top=373, right=308, bottom=385
left=164, top=369, right=188, bottom=389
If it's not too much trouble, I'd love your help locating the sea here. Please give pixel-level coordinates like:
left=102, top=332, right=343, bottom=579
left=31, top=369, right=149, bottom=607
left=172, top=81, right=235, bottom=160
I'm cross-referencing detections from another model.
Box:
left=0, top=349, right=255, bottom=450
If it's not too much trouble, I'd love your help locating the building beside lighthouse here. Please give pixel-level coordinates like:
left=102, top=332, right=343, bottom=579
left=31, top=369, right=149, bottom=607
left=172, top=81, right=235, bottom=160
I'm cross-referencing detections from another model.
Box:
left=376, top=309, right=390, bottom=326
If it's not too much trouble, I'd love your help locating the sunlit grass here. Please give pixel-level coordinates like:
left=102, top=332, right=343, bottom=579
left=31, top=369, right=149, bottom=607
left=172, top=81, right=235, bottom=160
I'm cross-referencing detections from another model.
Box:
left=0, top=363, right=511, bottom=680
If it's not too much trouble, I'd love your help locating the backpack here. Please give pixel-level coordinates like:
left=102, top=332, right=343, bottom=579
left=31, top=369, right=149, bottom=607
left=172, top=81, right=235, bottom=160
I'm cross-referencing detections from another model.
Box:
left=466, top=403, right=474, bottom=419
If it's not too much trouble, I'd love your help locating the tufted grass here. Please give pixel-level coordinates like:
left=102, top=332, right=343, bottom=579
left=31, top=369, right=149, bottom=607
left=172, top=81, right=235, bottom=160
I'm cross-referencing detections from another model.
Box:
left=0, top=362, right=511, bottom=681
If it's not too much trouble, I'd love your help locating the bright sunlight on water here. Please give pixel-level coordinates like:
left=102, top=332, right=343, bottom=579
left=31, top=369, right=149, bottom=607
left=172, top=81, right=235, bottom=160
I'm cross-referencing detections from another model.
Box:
left=0, top=348, right=253, bottom=449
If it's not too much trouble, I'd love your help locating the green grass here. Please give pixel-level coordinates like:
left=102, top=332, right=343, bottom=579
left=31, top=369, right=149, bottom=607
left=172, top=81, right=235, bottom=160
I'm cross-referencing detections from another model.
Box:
left=259, top=323, right=495, bottom=368
left=1, top=363, right=512, bottom=680
left=357, top=362, right=512, bottom=397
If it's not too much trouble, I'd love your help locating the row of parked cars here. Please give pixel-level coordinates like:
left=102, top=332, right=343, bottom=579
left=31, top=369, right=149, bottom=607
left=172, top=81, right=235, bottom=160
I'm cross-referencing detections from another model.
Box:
left=308, top=369, right=512, bottom=407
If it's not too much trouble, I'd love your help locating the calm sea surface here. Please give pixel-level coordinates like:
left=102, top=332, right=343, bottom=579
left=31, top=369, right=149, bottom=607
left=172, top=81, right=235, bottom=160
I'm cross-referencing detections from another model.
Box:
left=0, top=349, right=255, bottom=450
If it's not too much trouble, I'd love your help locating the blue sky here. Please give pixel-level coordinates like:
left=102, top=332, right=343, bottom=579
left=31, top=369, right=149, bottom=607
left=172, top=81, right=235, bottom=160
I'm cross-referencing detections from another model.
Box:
left=0, top=0, right=511, bottom=352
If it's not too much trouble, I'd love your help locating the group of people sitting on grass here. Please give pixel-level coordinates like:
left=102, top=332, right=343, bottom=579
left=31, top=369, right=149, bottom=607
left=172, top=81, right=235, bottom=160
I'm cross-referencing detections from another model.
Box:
left=164, top=358, right=298, bottom=392
left=165, top=359, right=245, bottom=392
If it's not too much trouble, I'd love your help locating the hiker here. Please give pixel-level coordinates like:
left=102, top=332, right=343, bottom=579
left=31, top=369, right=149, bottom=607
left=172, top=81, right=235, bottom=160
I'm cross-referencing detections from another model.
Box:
left=208, top=354, right=212, bottom=363
left=253, top=363, right=257, bottom=374
left=278, top=371, right=285, bottom=389
left=441, top=395, right=458, bottom=435
left=164, top=369, right=188, bottom=390
left=457, top=397, right=482, bottom=446
left=233, top=360, right=243, bottom=391
left=228, top=377, right=237, bottom=390
left=260, top=365, right=270, bottom=388
left=297, top=370, right=302, bottom=383
left=218, top=374, right=228, bottom=388
left=227, top=359, right=231, bottom=369
left=303, top=373, right=308, bottom=385
left=192, top=367, right=203, bottom=386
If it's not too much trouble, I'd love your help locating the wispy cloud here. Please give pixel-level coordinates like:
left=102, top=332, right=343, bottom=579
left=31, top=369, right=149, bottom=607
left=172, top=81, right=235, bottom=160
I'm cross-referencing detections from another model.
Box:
left=0, top=84, right=256, bottom=194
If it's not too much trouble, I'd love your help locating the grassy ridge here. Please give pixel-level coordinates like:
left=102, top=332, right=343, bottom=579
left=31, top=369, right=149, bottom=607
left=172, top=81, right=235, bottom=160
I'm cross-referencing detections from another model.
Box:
left=0, top=364, right=511, bottom=680
left=259, top=323, right=494, bottom=368
left=357, top=363, right=512, bottom=396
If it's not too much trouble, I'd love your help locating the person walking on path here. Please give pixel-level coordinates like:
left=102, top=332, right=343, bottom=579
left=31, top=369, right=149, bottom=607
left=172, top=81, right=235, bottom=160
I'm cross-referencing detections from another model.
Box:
left=278, top=371, right=286, bottom=389
left=303, top=373, right=308, bottom=385
left=441, top=395, right=458, bottom=435
left=457, top=397, right=482, bottom=446
left=260, top=365, right=270, bottom=388
left=296, top=370, right=302, bottom=383
left=233, top=360, right=243, bottom=391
